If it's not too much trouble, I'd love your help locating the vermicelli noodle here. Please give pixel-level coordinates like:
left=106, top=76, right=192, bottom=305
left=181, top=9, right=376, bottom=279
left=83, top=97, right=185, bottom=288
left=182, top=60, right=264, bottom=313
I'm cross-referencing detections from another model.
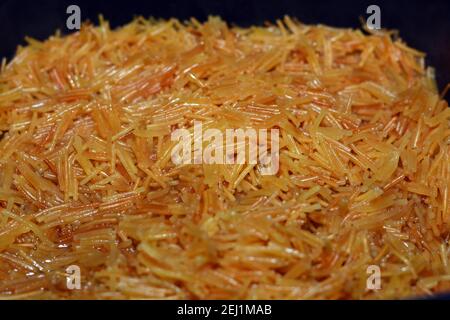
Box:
left=0, top=17, right=449, bottom=299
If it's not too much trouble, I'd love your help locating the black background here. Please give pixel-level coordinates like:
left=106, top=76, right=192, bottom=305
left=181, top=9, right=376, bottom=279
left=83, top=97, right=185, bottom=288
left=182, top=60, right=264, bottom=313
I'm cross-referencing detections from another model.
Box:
left=0, top=0, right=449, bottom=93
left=1, top=300, right=449, bottom=316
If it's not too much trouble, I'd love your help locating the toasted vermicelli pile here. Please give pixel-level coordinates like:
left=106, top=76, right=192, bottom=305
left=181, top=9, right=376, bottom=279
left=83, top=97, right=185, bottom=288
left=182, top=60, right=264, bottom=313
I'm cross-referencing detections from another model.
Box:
left=0, top=16, right=449, bottom=300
